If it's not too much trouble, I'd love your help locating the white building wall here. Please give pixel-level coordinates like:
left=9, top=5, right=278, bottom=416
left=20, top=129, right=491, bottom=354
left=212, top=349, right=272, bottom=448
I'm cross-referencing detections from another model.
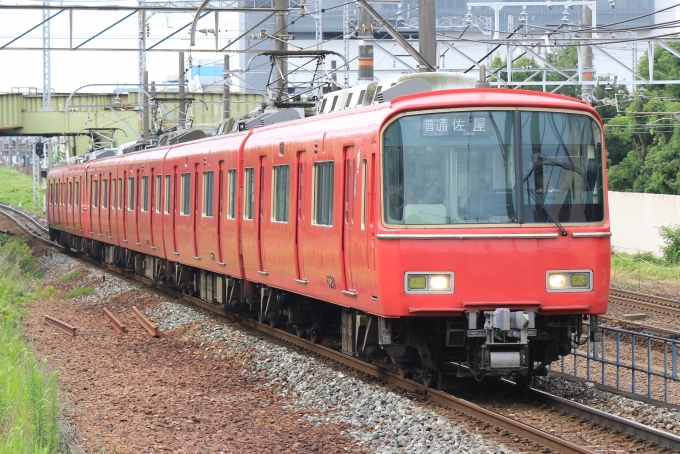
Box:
left=609, top=191, right=680, bottom=257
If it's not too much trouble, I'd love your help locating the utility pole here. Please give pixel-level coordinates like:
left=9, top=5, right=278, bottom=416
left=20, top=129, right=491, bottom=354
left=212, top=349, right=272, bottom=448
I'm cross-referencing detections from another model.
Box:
left=223, top=55, right=230, bottom=120
left=41, top=0, right=52, bottom=111
left=331, top=60, right=337, bottom=91
left=142, top=70, right=149, bottom=140
left=418, top=0, right=436, bottom=72
left=179, top=51, right=186, bottom=129
left=275, top=0, right=289, bottom=93
left=33, top=138, right=39, bottom=210
left=581, top=4, right=594, bottom=102
left=357, top=4, right=374, bottom=83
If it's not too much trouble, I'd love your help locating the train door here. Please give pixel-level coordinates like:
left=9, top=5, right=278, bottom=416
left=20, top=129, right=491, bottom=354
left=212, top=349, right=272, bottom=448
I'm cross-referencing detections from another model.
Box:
left=135, top=169, right=141, bottom=245
left=342, top=146, right=355, bottom=293
left=217, top=160, right=225, bottom=264
left=193, top=163, right=199, bottom=258
left=172, top=166, right=179, bottom=253
left=295, top=151, right=305, bottom=281
left=150, top=167, right=155, bottom=248
left=257, top=156, right=266, bottom=272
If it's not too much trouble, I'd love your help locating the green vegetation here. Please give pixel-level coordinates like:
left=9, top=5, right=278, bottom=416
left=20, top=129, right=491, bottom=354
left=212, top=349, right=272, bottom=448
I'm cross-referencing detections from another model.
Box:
left=611, top=227, right=680, bottom=296
left=62, top=286, right=93, bottom=299
left=605, top=42, right=680, bottom=194
left=0, top=166, right=44, bottom=214
left=0, top=238, right=61, bottom=453
left=56, top=270, right=82, bottom=283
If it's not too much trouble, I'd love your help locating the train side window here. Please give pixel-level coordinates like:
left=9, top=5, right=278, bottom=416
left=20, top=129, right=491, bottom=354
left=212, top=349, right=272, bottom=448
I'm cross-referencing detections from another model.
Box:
left=320, top=98, right=327, bottom=112
left=330, top=96, right=338, bottom=111
left=358, top=90, right=366, bottom=105
left=118, top=178, right=123, bottom=210
left=141, top=176, right=149, bottom=212
left=156, top=175, right=162, bottom=213
left=227, top=169, right=236, bottom=219
left=202, top=171, right=214, bottom=217
left=93, top=179, right=99, bottom=208
left=68, top=181, right=73, bottom=205
left=112, top=179, right=117, bottom=209
left=164, top=175, right=171, bottom=214
left=361, top=159, right=367, bottom=230
left=180, top=173, right=190, bottom=216
left=243, top=168, right=254, bottom=220
left=312, top=161, right=334, bottom=226
left=102, top=179, right=108, bottom=209
left=272, top=165, right=289, bottom=222
left=345, top=93, right=353, bottom=109
left=76, top=181, right=80, bottom=206
left=128, top=177, right=135, bottom=211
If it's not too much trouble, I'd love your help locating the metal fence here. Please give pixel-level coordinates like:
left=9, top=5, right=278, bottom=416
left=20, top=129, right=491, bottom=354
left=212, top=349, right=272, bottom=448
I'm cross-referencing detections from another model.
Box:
left=551, top=322, right=680, bottom=403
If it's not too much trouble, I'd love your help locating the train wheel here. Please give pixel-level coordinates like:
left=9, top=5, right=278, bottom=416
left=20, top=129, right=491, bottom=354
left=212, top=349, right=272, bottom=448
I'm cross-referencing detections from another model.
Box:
left=295, top=327, right=305, bottom=338
left=398, top=365, right=413, bottom=379
left=309, top=328, right=320, bottom=344
left=269, top=320, right=277, bottom=329
left=421, top=369, right=438, bottom=389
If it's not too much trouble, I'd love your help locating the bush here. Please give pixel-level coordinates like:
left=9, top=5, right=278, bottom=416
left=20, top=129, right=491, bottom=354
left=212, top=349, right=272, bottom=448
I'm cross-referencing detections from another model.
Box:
left=659, top=224, right=680, bottom=265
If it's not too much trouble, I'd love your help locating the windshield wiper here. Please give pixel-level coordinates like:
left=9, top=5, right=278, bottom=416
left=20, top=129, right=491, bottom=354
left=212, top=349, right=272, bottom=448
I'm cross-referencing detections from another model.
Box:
left=527, top=189, right=568, bottom=236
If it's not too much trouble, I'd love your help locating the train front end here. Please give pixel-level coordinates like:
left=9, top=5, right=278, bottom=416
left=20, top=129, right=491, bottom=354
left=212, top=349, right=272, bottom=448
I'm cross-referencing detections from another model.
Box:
left=374, top=92, right=609, bottom=383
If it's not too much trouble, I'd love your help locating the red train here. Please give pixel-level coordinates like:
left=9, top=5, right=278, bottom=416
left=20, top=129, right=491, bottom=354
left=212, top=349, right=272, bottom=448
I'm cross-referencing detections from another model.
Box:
left=47, top=85, right=610, bottom=387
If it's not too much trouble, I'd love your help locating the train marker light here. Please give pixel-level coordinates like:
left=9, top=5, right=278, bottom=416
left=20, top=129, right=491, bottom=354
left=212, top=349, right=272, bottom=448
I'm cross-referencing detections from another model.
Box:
left=407, top=275, right=427, bottom=290
left=570, top=273, right=589, bottom=288
left=546, top=270, right=593, bottom=292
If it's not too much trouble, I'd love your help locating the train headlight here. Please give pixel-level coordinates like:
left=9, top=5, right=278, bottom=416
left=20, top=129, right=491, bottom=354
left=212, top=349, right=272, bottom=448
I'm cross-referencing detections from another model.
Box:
left=405, top=272, right=454, bottom=294
left=546, top=270, right=593, bottom=292
left=429, top=275, right=450, bottom=290
left=548, top=274, right=567, bottom=289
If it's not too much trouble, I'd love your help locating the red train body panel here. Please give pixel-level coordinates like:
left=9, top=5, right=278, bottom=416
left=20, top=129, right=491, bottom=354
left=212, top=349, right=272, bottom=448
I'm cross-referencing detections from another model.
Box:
left=46, top=88, right=610, bottom=381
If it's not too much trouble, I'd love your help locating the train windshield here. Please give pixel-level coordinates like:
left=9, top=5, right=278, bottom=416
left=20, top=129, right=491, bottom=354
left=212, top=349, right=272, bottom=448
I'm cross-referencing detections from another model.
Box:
left=382, top=110, right=604, bottom=226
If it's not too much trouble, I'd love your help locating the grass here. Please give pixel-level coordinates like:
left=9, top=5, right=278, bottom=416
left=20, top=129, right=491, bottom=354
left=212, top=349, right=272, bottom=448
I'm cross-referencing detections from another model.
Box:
left=0, top=166, right=44, bottom=214
left=62, top=286, right=93, bottom=299
left=611, top=251, right=680, bottom=298
left=56, top=271, right=82, bottom=283
left=0, top=238, right=61, bottom=453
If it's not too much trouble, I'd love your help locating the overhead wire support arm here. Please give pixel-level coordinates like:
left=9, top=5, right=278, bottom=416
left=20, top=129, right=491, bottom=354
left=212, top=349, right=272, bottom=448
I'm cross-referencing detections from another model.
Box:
left=75, top=11, right=138, bottom=49
left=1, top=9, right=64, bottom=49
left=354, top=0, right=436, bottom=72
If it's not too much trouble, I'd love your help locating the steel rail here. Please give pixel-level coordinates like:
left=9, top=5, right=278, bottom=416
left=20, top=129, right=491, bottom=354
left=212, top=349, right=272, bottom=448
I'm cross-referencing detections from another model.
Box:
left=0, top=204, right=48, bottom=233
left=0, top=209, right=60, bottom=250
left=44, top=315, right=76, bottom=336
left=600, top=315, right=680, bottom=339
left=609, top=290, right=680, bottom=317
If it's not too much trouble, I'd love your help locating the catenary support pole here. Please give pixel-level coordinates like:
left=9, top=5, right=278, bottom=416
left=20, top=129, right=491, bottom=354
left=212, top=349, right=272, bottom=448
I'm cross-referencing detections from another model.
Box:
left=418, top=0, right=436, bottom=72
left=581, top=4, right=593, bottom=102
left=358, top=4, right=374, bottom=83
left=223, top=54, right=230, bottom=120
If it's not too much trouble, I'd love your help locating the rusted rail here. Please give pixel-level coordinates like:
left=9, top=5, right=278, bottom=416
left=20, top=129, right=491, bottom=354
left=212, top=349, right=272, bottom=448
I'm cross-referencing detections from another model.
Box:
left=131, top=306, right=158, bottom=337
left=44, top=315, right=76, bottom=336
left=103, top=308, right=126, bottom=333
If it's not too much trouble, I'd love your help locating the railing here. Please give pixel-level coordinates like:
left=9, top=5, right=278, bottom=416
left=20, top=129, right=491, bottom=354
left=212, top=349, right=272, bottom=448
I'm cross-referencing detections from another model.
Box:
left=551, top=322, right=680, bottom=403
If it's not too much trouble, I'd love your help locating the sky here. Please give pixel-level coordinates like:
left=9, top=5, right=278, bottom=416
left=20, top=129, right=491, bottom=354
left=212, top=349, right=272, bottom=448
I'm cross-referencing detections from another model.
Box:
left=0, top=1, right=241, bottom=94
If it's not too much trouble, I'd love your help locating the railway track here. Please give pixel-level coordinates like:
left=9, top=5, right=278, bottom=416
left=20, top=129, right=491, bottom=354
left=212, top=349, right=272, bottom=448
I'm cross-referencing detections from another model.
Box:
left=0, top=204, right=58, bottom=249
left=609, top=289, right=680, bottom=318
left=2, top=208, right=679, bottom=452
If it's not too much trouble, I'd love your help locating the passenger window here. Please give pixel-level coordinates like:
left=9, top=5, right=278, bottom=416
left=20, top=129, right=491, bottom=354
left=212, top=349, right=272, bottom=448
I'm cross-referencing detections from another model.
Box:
left=141, top=176, right=149, bottom=212
left=128, top=177, right=135, bottom=211
left=202, top=171, right=214, bottom=217
left=331, top=96, right=338, bottom=111
left=68, top=181, right=72, bottom=205
left=156, top=175, right=162, bottom=213
left=272, top=165, right=289, bottom=222
left=358, top=90, right=366, bottom=104
left=180, top=173, right=190, bottom=216
left=164, top=175, right=171, bottom=214
left=312, top=161, right=334, bottom=226
left=102, top=179, right=108, bottom=209
left=93, top=179, right=99, bottom=208
left=227, top=169, right=236, bottom=219
left=75, top=181, right=80, bottom=206
left=243, top=168, right=254, bottom=220
left=118, top=178, right=123, bottom=210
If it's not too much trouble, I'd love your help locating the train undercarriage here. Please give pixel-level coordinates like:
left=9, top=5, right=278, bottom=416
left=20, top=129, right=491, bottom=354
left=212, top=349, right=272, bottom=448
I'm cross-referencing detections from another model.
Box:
left=53, top=229, right=595, bottom=388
